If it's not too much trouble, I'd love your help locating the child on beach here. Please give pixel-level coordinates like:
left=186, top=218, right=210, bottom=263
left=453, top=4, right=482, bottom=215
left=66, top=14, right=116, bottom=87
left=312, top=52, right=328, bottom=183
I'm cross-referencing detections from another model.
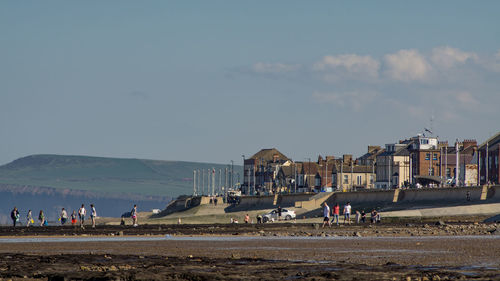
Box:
left=71, top=210, right=77, bottom=225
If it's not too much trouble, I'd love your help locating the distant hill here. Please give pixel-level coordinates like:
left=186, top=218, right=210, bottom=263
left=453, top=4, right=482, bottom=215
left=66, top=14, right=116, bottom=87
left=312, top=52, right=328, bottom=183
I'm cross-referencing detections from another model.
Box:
left=0, top=155, right=242, bottom=197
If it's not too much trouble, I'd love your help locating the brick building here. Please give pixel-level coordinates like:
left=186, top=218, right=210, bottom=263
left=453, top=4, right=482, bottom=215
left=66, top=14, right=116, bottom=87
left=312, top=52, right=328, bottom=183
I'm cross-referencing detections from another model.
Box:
left=478, top=132, right=500, bottom=184
left=242, top=148, right=291, bottom=195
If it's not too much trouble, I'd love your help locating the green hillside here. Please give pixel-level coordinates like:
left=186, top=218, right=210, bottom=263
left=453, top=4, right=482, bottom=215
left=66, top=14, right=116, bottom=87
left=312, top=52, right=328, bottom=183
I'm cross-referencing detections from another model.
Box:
left=0, top=155, right=242, bottom=197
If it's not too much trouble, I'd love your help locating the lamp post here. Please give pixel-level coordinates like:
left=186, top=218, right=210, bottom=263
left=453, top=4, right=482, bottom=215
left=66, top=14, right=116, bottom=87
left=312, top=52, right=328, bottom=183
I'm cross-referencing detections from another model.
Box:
left=230, top=160, right=234, bottom=190
left=193, top=170, right=196, bottom=196
left=305, top=158, right=311, bottom=190
left=350, top=159, right=354, bottom=191
left=340, top=158, right=343, bottom=191
left=241, top=155, right=246, bottom=194
left=294, top=163, right=297, bottom=193
left=486, top=141, right=489, bottom=184
left=456, top=140, right=460, bottom=186
left=371, top=160, right=375, bottom=189
left=324, top=157, right=328, bottom=190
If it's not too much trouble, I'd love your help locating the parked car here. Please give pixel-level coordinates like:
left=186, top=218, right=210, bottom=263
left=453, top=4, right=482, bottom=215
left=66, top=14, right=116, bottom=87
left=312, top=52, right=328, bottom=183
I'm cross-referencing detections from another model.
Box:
left=262, top=208, right=296, bottom=222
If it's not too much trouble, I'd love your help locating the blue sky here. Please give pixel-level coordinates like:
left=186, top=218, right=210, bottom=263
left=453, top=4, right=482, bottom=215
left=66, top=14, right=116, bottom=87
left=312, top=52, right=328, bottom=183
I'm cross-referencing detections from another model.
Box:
left=1, top=1, right=499, bottom=165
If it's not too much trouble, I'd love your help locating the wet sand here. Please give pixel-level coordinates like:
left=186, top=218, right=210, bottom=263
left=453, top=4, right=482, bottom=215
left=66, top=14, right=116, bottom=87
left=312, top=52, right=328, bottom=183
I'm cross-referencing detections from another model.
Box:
left=0, top=223, right=499, bottom=280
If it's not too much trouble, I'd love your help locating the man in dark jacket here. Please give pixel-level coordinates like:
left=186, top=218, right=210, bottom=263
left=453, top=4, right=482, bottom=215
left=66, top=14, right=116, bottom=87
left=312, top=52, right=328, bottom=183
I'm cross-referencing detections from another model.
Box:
left=11, top=207, right=20, bottom=227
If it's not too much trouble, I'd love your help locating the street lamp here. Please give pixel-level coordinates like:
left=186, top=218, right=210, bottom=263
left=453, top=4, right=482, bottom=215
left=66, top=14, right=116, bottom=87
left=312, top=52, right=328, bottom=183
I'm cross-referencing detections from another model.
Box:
left=241, top=155, right=246, bottom=194
left=304, top=158, right=311, bottom=190
left=230, top=160, right=234, bottom=190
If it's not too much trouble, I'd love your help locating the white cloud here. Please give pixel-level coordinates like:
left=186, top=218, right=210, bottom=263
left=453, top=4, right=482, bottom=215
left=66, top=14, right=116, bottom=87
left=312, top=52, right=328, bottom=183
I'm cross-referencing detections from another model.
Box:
left=479, top=49, right=500, bottom=72
left=455, top=91, right=479, bottom=107
left=383, top=49, right=431, bottom=82
left=431, top=46, right=478, bottom=69
left=252, top=62, right=301, bottom=74
left=313, top=54, right=380, bottom=81
left=312, top=91, right=378, bottom=111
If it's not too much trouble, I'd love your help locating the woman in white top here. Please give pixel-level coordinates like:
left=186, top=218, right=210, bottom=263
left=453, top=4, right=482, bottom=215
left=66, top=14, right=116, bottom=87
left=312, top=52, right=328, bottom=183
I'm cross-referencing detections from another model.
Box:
left=343, top=202, right=351, bottom=225
left=78, top=204, right=86, bottom=228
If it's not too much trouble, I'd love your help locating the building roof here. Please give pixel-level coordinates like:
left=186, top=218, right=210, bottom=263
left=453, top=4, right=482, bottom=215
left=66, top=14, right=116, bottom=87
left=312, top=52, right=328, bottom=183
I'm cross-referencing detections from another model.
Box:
left=357, top=146, right=384, bottom=161
left=378, top=148, right=409, bottom=157
left=301, top=162, right=318, bottom=175
left=249, top=148, right=290, bottom=163
left=443, top=153, right=476, bottom=165
left=479, top=131, right=500, bottom=149
left=279, top=165, right=296, bottom=177
left=393, top=147, right=410, bottom=156
left=332, top=164, right=373, bottom=174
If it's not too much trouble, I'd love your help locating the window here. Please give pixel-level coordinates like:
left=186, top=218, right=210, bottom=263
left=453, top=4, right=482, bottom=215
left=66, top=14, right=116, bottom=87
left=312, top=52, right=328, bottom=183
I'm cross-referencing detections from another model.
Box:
left=357, top=175, right=362, bottom=185
left=370, top=175, right=374, bottom=184
left=343, top=175, right=348, bottom=184
left=332, top=175, right=337, bottom=185
left=433, top=153, right=438, bottom=161
left=425, top=153, right=430, bottom=160
left=315, top=177, right=321, bottom=187
left=429, top=168, right=434, bottom=176
left=446, top=168, right=451, bottom=178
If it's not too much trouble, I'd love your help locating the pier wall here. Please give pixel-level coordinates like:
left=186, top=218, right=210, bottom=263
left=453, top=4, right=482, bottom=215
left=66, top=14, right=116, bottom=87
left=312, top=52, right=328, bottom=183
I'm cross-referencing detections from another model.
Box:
left=228, top=193, right=314, bottom=212
left=304, top=185, right=500, bottom=211
left=160, top=185, right=500, bottom=216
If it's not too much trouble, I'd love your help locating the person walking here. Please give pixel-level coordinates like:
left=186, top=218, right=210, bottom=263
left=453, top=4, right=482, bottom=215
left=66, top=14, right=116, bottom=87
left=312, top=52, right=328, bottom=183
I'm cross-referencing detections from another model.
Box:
left=343, top=202, right=351, bottom=225
left=90, top=204, right=97, bottom=228
left=277, top=206, right=282, bottom=221
left=60, top=208, right=68, bottom=225
left=131, top=204, right=138, bottom=226
left=370, top=209, right=377, bottom=223
left=355, top=210, right=361, bottom=224
left=38, top=210, right=45, bottom=226
left=361, top=210, right=366, bottom=223
left=71, top=210, right=77, bottom=226
left=322, top=202, right=331, bottom=228
left=26, top=210, right=33, bottom=227
left=331, top=203, right=340, bottom=225
left=78, top=204, right=86, bottom=228
left=10, top=207, right=20, bottom=227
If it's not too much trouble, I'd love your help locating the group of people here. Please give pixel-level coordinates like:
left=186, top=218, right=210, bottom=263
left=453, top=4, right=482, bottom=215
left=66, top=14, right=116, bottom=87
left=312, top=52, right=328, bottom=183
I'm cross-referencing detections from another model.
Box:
left=208, top=196, right=219, bottom=206
left=322, top=202, right=380, bottom=227
left=10, top=204, right=98, bottom=228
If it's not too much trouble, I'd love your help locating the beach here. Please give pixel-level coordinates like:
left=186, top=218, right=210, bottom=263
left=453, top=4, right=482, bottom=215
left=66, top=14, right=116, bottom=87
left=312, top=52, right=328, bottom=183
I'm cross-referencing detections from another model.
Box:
left=0, top=222, right=499, bottom=280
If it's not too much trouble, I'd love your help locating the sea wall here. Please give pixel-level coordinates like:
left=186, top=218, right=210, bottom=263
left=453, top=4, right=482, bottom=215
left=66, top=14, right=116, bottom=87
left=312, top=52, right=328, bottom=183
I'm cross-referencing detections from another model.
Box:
left=398, top=187, right=483, bottom=202
left=319, top=185, right=500, bottom=212
left=160, top=185, right=500, bottom=217
left=229, top=193, right=314, bottom=212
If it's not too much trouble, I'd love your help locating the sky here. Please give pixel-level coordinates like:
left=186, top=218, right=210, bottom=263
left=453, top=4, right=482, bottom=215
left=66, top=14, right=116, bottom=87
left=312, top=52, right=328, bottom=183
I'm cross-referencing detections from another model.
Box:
left=1, top=1, right=499, bottom=166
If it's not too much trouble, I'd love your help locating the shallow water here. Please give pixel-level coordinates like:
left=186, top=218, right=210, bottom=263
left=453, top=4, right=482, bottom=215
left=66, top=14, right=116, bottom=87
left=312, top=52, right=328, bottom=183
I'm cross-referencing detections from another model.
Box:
left=0, top=236, right=167, bottom=243
left=0, top=234, right=498, bottom=244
